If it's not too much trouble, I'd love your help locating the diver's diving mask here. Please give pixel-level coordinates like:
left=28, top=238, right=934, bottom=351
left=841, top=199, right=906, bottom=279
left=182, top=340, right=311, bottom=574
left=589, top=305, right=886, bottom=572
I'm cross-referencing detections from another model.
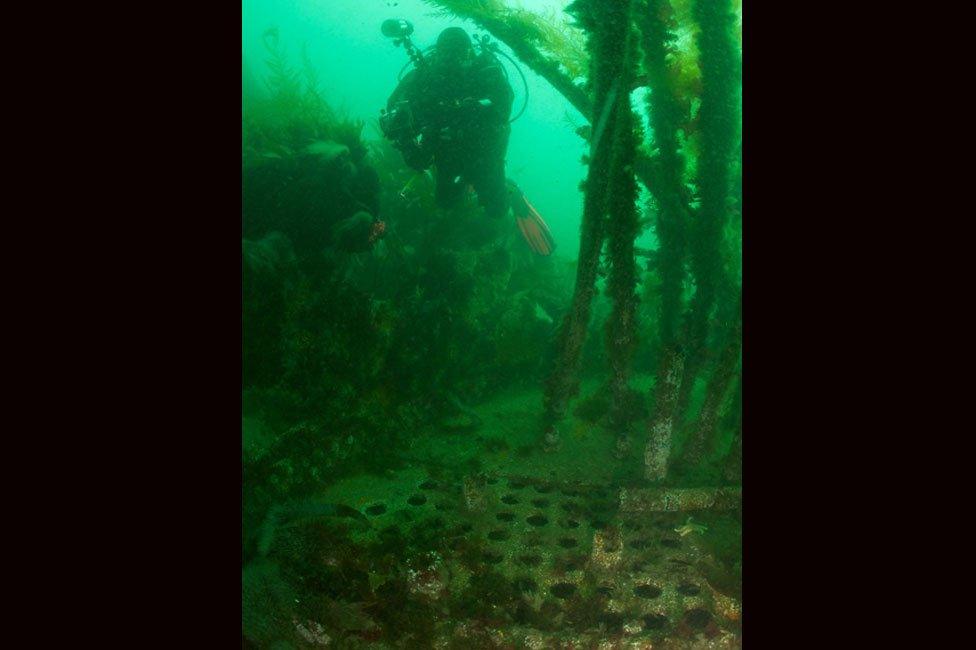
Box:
left=433, top=27, right=474, bottom=71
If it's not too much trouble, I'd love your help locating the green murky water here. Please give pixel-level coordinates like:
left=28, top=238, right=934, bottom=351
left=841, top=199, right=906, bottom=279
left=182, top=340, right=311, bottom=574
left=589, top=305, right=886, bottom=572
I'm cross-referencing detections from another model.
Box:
left=243, top=1, right=741, bottom=647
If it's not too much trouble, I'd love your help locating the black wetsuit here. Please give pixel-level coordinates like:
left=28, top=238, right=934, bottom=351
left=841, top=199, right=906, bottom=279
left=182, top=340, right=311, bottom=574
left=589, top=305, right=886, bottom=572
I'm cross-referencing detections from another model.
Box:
left=386, top=51, right=514, bottom=219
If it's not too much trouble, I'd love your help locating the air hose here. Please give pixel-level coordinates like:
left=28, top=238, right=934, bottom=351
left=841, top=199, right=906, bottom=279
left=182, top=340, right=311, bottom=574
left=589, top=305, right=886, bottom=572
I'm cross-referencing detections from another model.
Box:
left=395, top=37, right=530, bottom=123
left=490, top=46, right=529, bottom=123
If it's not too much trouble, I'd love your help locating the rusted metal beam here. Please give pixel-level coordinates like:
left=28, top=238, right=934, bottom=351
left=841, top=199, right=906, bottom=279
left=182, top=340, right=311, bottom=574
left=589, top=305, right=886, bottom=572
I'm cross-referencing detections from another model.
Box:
left=620, top=486, right=741, bottom=512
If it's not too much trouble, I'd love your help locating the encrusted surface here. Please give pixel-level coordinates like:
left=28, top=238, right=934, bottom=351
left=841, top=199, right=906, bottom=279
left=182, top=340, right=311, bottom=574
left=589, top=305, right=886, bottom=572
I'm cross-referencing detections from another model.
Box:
left=297, top=474, right=742, bottom=648
left=620, top=487, right=742, bottom=513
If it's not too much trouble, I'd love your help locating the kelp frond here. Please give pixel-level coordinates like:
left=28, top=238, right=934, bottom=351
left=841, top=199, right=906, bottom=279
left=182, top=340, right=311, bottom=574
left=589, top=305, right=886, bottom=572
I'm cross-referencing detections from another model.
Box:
left=422, top=0, right=590, bottom=84
left=299, top=43, right=335, bottom=124
left=263, top=27, right=302, bottom=105
left=508, top=6, right=589, bottom=80
left=424, top=0, right=506, bottom=22
left=244, top=29, right=363, bottom=162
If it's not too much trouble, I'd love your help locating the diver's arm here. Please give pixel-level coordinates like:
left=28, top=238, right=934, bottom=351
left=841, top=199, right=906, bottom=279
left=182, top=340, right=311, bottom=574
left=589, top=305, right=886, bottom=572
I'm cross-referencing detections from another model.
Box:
left=384, top=71, right=433, bottom=169
left=386, top=69, right=418, bottom=110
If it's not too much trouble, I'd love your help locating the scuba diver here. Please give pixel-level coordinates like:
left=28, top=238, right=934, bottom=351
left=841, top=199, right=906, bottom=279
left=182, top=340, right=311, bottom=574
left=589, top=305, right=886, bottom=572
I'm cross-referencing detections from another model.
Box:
left=380, top=23, right=555, bottom=255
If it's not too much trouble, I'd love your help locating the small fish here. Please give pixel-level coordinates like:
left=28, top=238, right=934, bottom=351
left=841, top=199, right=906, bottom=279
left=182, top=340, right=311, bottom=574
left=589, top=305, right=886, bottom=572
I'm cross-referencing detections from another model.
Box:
left=305, top=140, right=350, bottom=161
left=674, top=516, right=708, bottom=537
left=533, top=302, right=554, bottom=325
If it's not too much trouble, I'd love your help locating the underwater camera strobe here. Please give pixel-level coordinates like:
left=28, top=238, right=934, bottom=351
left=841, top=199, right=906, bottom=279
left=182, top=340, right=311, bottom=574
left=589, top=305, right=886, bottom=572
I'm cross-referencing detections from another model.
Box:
left=381, top=18, right=426, bottom=73
left=381, top=19, right=413, bottom=39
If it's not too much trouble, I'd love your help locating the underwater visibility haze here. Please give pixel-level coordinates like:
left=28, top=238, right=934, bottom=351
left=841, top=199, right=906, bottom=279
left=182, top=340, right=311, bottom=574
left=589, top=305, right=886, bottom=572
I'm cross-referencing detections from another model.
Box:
left=243, top=0, right=742, bottom=647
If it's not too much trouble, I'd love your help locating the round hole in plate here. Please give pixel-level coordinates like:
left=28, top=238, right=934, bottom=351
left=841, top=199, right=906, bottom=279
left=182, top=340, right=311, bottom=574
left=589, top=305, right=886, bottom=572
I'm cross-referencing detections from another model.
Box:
left=683, top=608, right=712, bottom=630
left=527, top=514, right=549, bottom=527
left=677, top=582, right=701, bottom=596
left=634, top=584, right=663, bottom=599
left=643, top=613, right=667, bottom=630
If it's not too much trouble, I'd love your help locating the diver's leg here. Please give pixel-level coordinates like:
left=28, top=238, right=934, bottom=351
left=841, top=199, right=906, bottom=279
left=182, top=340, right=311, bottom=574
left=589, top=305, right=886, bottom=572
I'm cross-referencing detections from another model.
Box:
left=469, top=128, right=510, bottom=219
left=435, top=161, right=466, bottom=210
left=471, top=155, right=509, bottom=219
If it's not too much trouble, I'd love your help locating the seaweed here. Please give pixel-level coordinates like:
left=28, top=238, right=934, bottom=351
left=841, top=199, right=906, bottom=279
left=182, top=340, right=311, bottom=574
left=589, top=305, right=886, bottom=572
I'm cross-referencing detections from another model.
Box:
left=602, top=5, right=643, bottom=446
left=244, top=28, right=355, bottom=162
left=674, top=294, right=741, bottom=479
left=242, top=8, right=741, bottom=641
left=540, top=0, right=633, bottom=445
left=638, top=0, right=741, bottom=482
left=639, top=0, right=694, bottom=481
left=422, top=0, right=592, bottom=116
left=670, top=0, right=741, bottom=430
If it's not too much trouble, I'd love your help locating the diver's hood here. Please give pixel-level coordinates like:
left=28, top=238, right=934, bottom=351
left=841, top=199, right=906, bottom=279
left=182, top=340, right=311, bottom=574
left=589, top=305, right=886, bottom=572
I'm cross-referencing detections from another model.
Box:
left=434, top=27, right=474, bottom=67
